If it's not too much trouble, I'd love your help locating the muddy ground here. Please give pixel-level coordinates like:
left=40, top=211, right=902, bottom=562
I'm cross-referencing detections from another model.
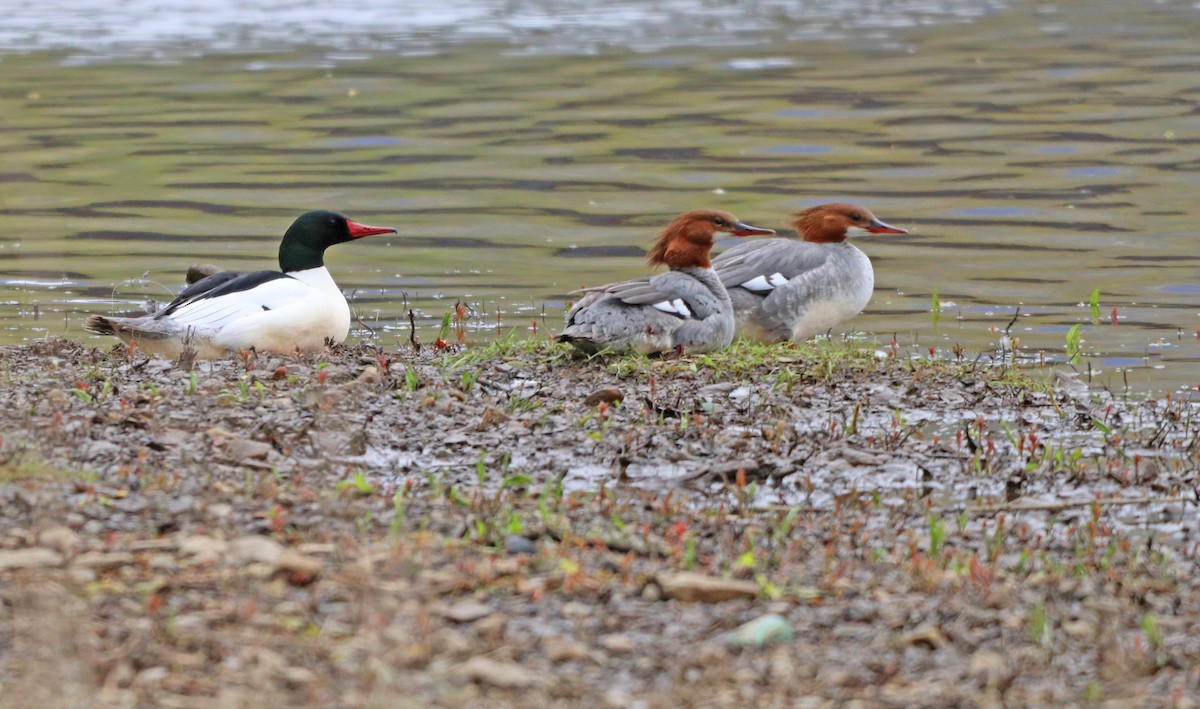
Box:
left=0, top=337, right=1197, bottom=708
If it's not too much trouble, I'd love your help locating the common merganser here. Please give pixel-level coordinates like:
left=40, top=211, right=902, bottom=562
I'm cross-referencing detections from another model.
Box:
left=713, top=203, right=906, bottom=343
left=558, top=210, right=774, bottom=355
left=85, top=210, right=396, bottom=358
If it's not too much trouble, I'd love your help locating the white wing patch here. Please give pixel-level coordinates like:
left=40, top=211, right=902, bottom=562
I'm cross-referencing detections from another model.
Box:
left=739, top=273, right=790, bottom=292
left=651, top=298, right=693, bottom=318
left=164, top=278, right=314, bottom=331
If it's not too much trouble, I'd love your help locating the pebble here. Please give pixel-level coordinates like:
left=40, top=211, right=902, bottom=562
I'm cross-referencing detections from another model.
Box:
left=583, top=387, right=624, bottom=406
left=456, top=656, right=544, bottom=689
left=71, top=551, right=134, bottom=570
left=37, top=525, right=81, bottom=556
left=83, top=439, right=121, bottom=461
left=473, top=613, right=507, bottom=643
left=503, top=534, right=537, bottom=555
left=227, top=535, right=283, bottom=565
left=901, top=623, right=945, bottom=650
left=652, top=571, right=758, bottom=603
left=544, top=636, right=589, bottom=663
left=724, top=614, right=793, bottom=648
left=133, top=666, right=168, bottom=686
left=600, top=633, right=636, bottom=654
left=277, top=550, right=322, bottom=583
left=0, top=547, right=64, bottom=570
left=434, top=600, right=494, bottom=623
left=223, top=437, right=273, bottom=461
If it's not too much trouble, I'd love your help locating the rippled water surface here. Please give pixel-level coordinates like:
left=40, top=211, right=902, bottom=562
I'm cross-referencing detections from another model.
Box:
left=1, top=0, right=1198, bottom=394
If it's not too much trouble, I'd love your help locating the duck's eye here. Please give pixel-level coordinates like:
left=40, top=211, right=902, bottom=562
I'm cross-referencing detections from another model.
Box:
left=713, top=217, right=726, bottom=226
left=849, top=213, right=863, bottom=222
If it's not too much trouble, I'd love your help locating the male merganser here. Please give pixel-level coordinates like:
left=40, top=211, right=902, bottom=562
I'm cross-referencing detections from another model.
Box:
left=85, top=210, right=396, bottom=358
left=558, top=210, right=774, bottom=355
left=712, top=203, right=906, bottom=343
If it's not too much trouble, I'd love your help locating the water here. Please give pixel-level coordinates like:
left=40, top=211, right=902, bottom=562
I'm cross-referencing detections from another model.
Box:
left=1, top=0, right=1198, bottom=396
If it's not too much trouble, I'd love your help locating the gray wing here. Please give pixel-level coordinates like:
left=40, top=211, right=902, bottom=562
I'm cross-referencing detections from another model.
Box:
left=561, top=271, right=732, bottom=353
left=569, top=271, right=720, bottom=318
left=713, top=239, right=832, bottom=294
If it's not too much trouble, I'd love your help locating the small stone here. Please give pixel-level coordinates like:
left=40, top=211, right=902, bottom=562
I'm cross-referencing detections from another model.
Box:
left=698, top=382, right=736, bottom=397
left=901, top=624, right=945, bottom=650
left=129, top=538, right=179, bottom=552
left=1062, top=619, right=1093, bottom=638
left=223, top=437, right=273, bottom=461
left=692, top=641, right=728, bottom=665
left=207, top=503, right=233, bottom=518
left=474, top=613, right=507, bottom=643
left=725, top=614, right=793, bottom=648
left=83, top=440, right=121, bottom=461
left=227, top=535, right=283, bottom=565
left=969, top=649, right=1006, bottom=686
left=278, top=666, right=316, bottom=685
left=0, top=548, right=64, bottom=570
left=276, top=551, right=322, bottom=584
left=68, top=566, right=97, bottom=584
left=600, top=634, right=636, bottom=654
left=653, top=571, right=758, bottom=603
left=148, top=554, right=177, bottom=571
left=178, top=537, right=228, bottom=561
left=71, top=551, right=135, bottom=570
left=434, top=600, right=493, bottom=624
left=840, top=447, right=884, bottom=467
left=351, top=366, right=381, bottom=386
left=544, top=636, right=588, bottom=663
left=133, top=666, right=168, bottom=686
left=37, top=526, right=81, bottom=556
left=583, top=387, right=623, bottom=406
left=561, top=601, right=592, bottom=618
left=456, top=656, right=543, bottom=689
left=503, top=534, right=537, bottom=555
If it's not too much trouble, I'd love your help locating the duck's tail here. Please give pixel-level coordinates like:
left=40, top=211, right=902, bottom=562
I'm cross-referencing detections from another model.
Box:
left=84, top=315, right=118, bottom=336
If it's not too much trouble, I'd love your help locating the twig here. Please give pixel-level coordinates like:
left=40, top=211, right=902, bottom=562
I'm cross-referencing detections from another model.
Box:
left=1003, top=307, right=1021, bottom=334
left=408, top=309, right=420, bottom=353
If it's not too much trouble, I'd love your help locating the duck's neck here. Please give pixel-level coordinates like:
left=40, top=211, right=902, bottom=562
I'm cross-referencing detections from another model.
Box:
left=278, top=236, right=328, bottom=273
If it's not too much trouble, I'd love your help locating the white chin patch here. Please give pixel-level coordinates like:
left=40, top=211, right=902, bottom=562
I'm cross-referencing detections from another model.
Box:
left=846, top=226, right=871, bottom=237
left=652, top=298, right=693, bottom=318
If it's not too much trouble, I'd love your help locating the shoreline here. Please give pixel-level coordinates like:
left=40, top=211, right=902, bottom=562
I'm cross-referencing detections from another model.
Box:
left=1, top=337, right=1196, bottom=706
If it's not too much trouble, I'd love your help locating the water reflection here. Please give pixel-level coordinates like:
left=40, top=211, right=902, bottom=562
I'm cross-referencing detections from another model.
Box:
left=1, top=0, right=1008, bottom=59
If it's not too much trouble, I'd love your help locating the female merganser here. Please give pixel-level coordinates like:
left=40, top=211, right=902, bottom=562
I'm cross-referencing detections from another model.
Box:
left=712, top=203, right=906, bottom=343
left=85, top=210, right=396, bottom=358
left=558, top=210, right=774, bottom=355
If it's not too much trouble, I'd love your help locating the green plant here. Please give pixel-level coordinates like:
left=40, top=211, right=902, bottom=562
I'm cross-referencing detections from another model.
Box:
left=1065, top=324, right=1083, bottom=364
left=928, top=514, right=946, bottom=558
left=1141, top=612, right=1162, bottom=651
left=1088, top=288, right=1101, bottom=325
left=336, top=471, right=374, bottom=495
left=931, top=288, right=942, bottom=330
left=1029, top=602, right=1052, bottom=649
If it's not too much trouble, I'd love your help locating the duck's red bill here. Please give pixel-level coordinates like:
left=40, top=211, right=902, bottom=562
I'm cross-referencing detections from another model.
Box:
left=347, top=220, right=398, bottom=238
